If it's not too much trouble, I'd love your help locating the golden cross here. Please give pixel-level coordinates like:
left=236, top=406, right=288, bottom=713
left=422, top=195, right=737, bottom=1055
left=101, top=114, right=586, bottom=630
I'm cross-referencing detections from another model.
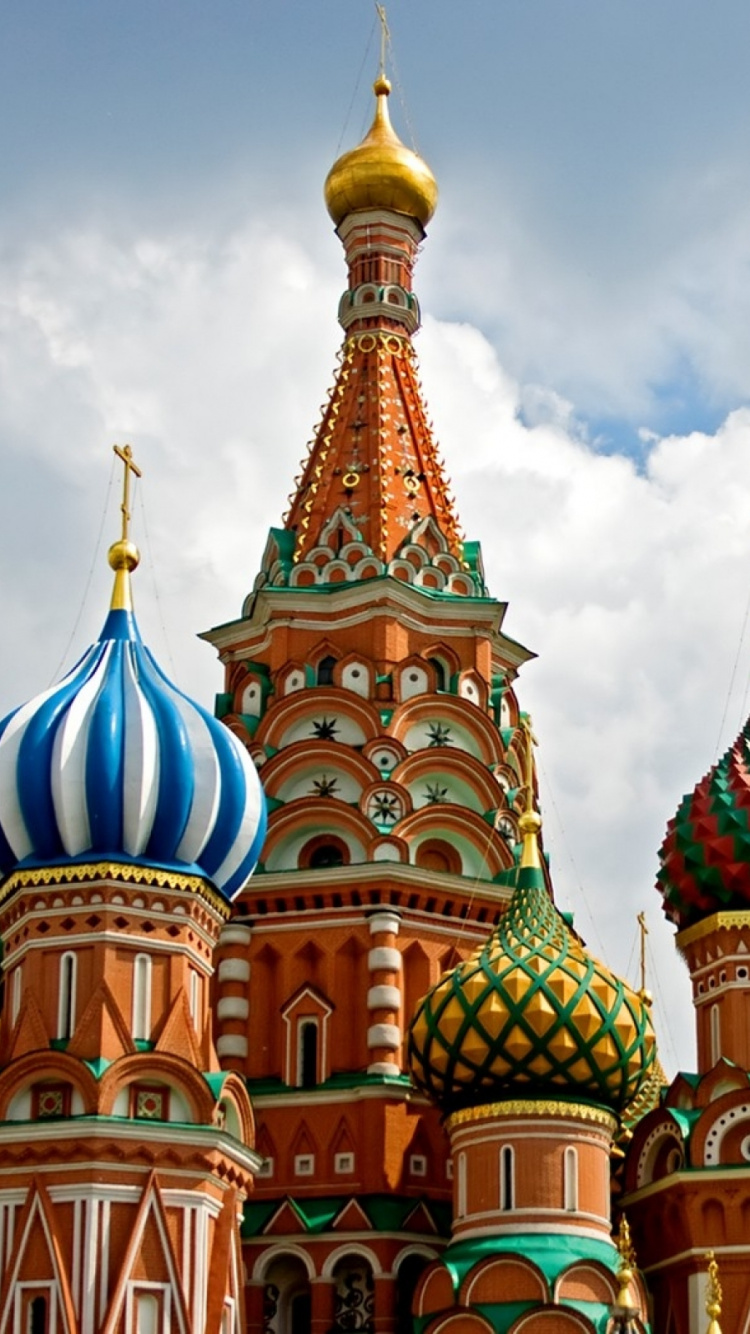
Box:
left=375, top=3, right=390, bottom=78
left=113, top=443, right=142, bottom=544
left=637, top=911, right=649, bottom=994
left=520, top=713, right=538, bottom=813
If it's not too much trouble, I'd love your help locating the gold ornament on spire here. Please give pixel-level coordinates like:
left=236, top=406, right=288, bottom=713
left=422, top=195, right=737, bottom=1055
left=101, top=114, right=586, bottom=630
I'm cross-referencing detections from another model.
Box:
left=108, top=443, right=142, bottom=611
left=518, top=714, right=541, bottom=870
left=614, top=1215, right=638, bottom=1311
left=324, top=13, right=438, bottom=228
left=705, top=1252, right=723, bottom=1334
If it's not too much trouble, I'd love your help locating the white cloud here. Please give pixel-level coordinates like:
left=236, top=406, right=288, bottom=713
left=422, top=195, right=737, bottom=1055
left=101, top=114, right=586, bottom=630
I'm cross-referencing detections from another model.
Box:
left=3, top=217, right=750, bottom=1073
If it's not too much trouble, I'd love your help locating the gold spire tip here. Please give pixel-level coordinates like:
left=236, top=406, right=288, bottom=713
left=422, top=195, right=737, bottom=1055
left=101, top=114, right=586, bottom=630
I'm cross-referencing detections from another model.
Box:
left=705, top=1252, right=723, bottom=1334
left=614, top=1215, right=638, bottom=1311
left=108, top=443, right=142, bottom=611
left=518, top=714, right=542, bottom=870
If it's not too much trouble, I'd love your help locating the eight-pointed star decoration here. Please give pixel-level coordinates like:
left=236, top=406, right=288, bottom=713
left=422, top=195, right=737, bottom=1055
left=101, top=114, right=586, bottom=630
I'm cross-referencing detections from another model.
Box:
left=426, top=722, right=452, bottom=747
left=310, top=716, right=339, bottom=741
left=369, top=792, right=401, bottom=823
left=424, top=783, right=449, bottom=805
left=312, top=774, right=339, bottom=798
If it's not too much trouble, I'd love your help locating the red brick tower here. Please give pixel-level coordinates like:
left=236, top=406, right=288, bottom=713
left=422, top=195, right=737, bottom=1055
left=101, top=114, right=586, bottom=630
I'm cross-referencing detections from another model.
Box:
left=623, top=716, right=750, bottom=1330
left=0, top=448, right=266, bottom=1334
left=203, top=71, right=535, bottom=1334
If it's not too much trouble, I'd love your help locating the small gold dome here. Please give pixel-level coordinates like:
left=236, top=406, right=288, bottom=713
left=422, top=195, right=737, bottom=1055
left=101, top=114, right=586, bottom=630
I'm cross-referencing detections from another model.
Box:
left=324, top=77, right=438, bottom=227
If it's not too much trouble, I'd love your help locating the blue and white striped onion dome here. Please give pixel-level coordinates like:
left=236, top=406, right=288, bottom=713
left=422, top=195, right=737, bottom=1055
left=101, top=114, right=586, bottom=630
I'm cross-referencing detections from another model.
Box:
left=0, top=604, right=266, bottom=901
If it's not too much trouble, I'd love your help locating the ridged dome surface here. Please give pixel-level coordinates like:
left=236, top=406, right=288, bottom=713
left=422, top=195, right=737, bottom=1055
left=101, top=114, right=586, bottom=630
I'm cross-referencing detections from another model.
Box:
left=0, top=606, right=266, bottom=900
left=324, top=77, right=437, bottom=227
left=408, top=864, right=655, bottom=1113
left=657, top=719, right=750, bottom=929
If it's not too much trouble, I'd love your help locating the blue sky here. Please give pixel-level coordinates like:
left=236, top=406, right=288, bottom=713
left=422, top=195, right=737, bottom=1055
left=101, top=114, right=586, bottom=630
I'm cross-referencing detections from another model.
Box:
left=2, top=2, right=750, bottom=1068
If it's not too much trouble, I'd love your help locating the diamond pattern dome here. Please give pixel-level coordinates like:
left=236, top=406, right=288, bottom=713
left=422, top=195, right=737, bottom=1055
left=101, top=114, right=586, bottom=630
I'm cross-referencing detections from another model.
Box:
left=408, top=856, right=655, bottom=1113
left=657, top=718, right=750, bottom=928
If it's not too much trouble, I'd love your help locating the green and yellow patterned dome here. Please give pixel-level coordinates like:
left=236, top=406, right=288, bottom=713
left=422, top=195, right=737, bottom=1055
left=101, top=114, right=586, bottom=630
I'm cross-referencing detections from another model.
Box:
left=408, top=728, right=656, bottom=1114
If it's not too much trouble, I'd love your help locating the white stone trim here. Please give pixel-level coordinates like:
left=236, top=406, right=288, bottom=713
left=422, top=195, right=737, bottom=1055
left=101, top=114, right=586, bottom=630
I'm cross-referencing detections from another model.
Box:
left=367, top=1023, right=401, bottom=1050
left=219, top=925, right=252, bottom=948
left=367, top=1060, right=401, bottom=1076
left=368, top=947, right=401, bottom=972
left=368, top=912, right=401, bottom=937
left=216, top=1034, right=248, bottom=1058
left=367, top=985, right=401, bottom=1010
left=218, top=958, right=250, bottom=983
left=217, top=997, right=249, bottom=1021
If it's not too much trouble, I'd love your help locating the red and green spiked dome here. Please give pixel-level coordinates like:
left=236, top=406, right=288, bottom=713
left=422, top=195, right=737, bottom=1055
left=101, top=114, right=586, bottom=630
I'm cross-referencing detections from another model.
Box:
left=408, top=730, right=656, bottom=1115
left=657, top=719, right=750, bottom=929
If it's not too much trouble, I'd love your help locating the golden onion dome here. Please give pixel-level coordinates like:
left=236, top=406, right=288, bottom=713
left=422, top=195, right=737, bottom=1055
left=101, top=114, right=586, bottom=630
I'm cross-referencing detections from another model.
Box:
left=324, top=76, right=438, bottom=228
left=408, top=747, right=656, bottom=1114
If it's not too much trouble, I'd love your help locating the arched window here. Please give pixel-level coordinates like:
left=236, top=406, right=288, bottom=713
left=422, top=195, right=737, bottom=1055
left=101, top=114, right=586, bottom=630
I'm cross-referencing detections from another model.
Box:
left=710, top=1003, right=721, bottom=1064
left=299, top=1021, right=318, bottom=1088
left=395, top=1256, right=429, bottom=1334
left=28, top=1296, right=47, bottom=1334
left=132, top=954, right=152, bottom=1042
left=428, top=657, right=447, bottom=691
left=564, top=1146, right=578, bottom=1211
left=500, top=1145, right=515, bottom=1210
left=309, top=844, right=344, bottom=869
left=317, top=655, right=337, bottom=686
left=457, top=1151, right=467, bottom=1217
left=58, top=952, right=77, bottom=1041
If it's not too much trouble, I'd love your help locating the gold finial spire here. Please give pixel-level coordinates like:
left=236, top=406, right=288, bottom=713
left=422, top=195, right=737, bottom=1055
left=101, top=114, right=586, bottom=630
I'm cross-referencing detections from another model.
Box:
left=375, top=3, right=390, bottom=82
left=636, top=910, right=653, bottom=1004
left=518, top=714, right=541, bottom=870
left=108, top=443, right=142, bottom=611
left=705, top=1252, right=723, bottom=1334
left=614, top=1215, right=638, bottom=1311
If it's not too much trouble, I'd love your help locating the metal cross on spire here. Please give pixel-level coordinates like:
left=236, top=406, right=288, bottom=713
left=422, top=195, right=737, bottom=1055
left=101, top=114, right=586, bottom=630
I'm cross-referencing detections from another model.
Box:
left=113, top=443, right=142, bottom=545
left=637, top=911, right=649, bottom=996
left=375, top=3, right=390, bottom=78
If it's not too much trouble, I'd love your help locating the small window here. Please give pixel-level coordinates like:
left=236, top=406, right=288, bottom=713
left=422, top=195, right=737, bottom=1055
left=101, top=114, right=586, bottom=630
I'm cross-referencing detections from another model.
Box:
left=11, top=967, right=22, bottom=1026
left=409, top=1154, right=427, bottom=1177
left=309, top=844, right=344, bottom=869
left=132, top=954, right=152, bottom=1042
left=132, top=1085, right=167, bottom=1121
left=457, top=1152, right=467, bottom=1217
left=500, top=1145, right=515, bottom=1210
left=298, top=1021, right=318, bottom=1088
left=317, top=655, right=337, bottom=686
left=189, top=969, right=202, bottom=1030
left=58, top=952, right=77, bottom=1041
left=28, top=1297, right=47, bottom=1334
left=294, top=1153, right=315, bottom=1176
left=335, top=1152, right=355, bottom=1174
left=33, top=1083, right=70, bottom=1120
left=710, top=1004, right=721, bottom=1064
left=564, top=1146, right=578, bottom=1211
left=428, top=658, right=447, bottom=691
left=257, top=1157, right=274, bottom=1178
left=135, top=1292, right=160, bottom=1334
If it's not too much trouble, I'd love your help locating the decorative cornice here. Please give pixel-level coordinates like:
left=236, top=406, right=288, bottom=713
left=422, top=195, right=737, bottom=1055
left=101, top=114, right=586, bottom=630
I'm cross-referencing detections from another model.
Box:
left=0, top=862, right=230, bottom=918
left=676, top=911, right=750, bottom=949
left=445, top=1099, right=617, bottom=1133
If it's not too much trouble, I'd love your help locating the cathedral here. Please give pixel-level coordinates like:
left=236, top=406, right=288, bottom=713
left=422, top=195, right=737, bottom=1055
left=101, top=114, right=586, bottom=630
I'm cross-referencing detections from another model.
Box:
left=0, top=44, right=746, bottom=1334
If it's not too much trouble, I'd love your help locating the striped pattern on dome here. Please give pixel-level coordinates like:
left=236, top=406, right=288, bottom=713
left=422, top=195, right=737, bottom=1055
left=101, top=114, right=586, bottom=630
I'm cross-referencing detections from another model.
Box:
left=658, top=720, right=750, bottom=929
left=408, top=868, right=655, bottom=1114
left=0, top=607, right=266, bottom=900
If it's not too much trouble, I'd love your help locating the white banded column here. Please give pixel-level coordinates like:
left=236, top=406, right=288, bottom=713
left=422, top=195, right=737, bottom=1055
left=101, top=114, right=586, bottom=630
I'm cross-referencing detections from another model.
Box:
left=215, top=923, right=252, bottom=1072
left=367, top=910, right=402, bottom=1075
